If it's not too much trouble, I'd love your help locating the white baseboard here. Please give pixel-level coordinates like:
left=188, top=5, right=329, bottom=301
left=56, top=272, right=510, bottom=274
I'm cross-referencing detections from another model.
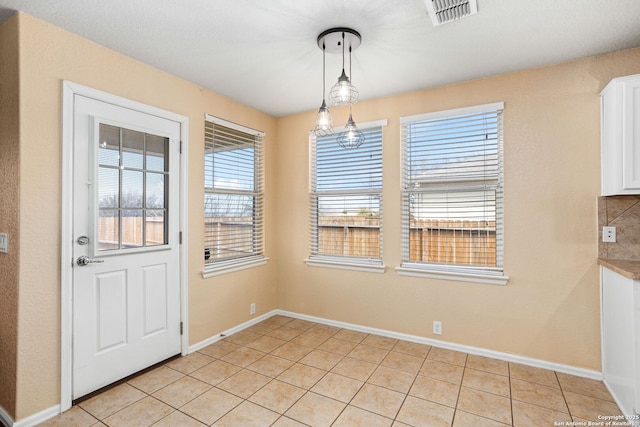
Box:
left=188, top=308, right=602, bottom=381
left=0, top=405, right=13, bottom=427
left=275, top=310, right=603, bottom=380
left=188, top=311, right=275, bottom=353
left=603, top=379, right=639, bottom=424
left=1, top=404, right=60, bottom=427
left=13, top=309, right=604, bottom=427
left=202, top=309, right=598, bottom=381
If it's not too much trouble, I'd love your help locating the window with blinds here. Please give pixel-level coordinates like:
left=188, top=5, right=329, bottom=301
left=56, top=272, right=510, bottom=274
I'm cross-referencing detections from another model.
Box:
left=204, top=117, right=264, bottom=269
left=400, top=103, right=504, bottom=276
left=309, top=124, right=384, bottom=267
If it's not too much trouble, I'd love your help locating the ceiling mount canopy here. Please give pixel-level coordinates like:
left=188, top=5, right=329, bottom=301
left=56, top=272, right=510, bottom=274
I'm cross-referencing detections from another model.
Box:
left=313, top=27, right=365, bottom=149
left=317, top=27, right=361, bottom=53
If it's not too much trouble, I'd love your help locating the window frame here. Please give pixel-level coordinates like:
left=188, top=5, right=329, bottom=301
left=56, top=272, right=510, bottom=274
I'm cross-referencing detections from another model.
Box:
left=202, top=114, right=267, bottom=278
left=94, top=122, right=172, bottom=255
left=396, top=103, right=509, bottom=285
left=306, top=119, right=387, bottom=273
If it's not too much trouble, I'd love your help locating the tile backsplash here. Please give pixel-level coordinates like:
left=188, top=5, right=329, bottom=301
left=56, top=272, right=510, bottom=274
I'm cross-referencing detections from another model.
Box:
left=598, top=195, right=640, bottom=259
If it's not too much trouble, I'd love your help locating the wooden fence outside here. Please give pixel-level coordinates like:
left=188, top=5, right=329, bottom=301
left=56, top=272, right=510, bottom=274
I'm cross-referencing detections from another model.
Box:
left=101, top=216, right=496, bottom=267
left=204, top=218, right=254, bottom=260
left=317, top=216, right=496, bottom=266
left=409, top=219, right=496, bottom=266
left=98, top=216, right=165, bottom=249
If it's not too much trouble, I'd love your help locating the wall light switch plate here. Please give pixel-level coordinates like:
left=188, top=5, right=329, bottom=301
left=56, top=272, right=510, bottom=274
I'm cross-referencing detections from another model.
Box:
left=603, top=226, right=616, bottom=243
left=0, top=233, right=7, bottom=253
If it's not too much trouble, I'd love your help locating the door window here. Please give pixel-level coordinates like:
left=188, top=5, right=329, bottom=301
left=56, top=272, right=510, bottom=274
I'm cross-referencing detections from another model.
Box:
left=97, top=123, right=169, bottom=251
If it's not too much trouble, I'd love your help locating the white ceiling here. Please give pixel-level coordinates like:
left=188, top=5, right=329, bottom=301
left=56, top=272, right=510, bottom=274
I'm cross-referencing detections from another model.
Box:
left=1, top=0, right=640, bottom=117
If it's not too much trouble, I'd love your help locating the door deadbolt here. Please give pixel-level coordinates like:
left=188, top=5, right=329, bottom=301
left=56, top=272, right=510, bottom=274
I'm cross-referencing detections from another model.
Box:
left=77, top=236, right=89, bottom=245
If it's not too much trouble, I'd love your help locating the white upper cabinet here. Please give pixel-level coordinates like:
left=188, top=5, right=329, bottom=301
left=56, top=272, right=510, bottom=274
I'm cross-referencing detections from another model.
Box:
left=601, top=74, right=640, bottom=195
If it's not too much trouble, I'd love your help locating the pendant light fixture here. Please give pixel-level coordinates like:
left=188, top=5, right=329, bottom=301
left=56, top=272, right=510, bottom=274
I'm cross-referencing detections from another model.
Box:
left=337, top=45, right=364, bottom=149
left=337, top=113, right=365, bottom=149
left=313, top=42, right=333, bottom=136
left=328, top=31, right=359, bottom=107
left=316, top=27, right=365, bottom=149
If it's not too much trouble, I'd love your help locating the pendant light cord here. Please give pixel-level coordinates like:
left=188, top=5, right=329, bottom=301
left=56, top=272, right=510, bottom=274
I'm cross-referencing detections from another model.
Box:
left=322, top=43, right=326, bottom=99
left=349, top=46, right=353, bottom=86
left=341, top=32, right=345, bottom=71
left=349, top=45, right=353, bottom=112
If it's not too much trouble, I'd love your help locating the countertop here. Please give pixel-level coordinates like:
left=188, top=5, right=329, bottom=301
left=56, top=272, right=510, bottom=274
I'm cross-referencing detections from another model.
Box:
left=598, top=258, right=640, bottom=280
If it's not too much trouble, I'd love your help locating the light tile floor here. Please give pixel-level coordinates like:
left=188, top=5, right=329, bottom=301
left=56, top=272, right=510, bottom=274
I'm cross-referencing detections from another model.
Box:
left=38, top=315, right=623, bottom=427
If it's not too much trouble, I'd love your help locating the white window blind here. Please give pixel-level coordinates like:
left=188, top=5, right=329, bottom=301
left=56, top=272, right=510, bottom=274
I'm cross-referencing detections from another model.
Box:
left=204, top=118, right=264, bottom=267
left=309, top=124, right=384, bottom=266
left=401, top=103, right=504, bottom=275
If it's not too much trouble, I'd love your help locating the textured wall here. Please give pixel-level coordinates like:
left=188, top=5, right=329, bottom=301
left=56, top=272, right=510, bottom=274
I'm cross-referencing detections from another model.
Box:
left=14, top=12, right=278, bottom=421
left=0, top=13, right=20, bottom=420
left=9, top=7, right=640, bottom=423
left=275, top=47, right=640, bottom=372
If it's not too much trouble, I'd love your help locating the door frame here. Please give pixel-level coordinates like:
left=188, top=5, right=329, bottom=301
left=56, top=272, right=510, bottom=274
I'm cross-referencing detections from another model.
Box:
left=60, top=81, right=189, bottom=411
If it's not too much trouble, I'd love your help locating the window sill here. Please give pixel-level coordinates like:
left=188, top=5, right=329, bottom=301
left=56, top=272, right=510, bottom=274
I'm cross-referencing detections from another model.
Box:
left=305, top=257, right=386, bottom=274
left=396, top=263, right=509, bottom=285
left=202, top=256, right=269, bottom=278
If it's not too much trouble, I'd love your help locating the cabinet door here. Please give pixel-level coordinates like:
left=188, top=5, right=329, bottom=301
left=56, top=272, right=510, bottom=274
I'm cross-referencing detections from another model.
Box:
left=602, top=267, right=636, bottom=415
left=622, top=79, right=640, bottom=190
left=636, top=283, right=640, bottom=414
left=601, top=84, right=623, bottom=195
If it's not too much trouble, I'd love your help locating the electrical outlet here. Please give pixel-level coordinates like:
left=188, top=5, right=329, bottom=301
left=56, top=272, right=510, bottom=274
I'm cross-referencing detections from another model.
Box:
left=0, top=233, right=7, bottom=253
left=603, top=226, right=616, bottom=243
left=250, top=303, right=256, bottom=315
left=433, top=321, right=442, bottom=335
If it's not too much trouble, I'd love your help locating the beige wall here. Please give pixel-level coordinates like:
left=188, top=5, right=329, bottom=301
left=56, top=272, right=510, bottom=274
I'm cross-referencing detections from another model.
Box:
left=9, top=12, right=278, bottom=421
left=275, top=48, right=640, bottom=371
left=5, top=8, right=640, bottom=423
left=0, top=13, right=20, bottom=420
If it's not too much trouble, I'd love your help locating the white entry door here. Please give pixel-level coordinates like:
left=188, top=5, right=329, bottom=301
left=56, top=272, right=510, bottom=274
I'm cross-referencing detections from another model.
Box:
left=72, top=95, right=182, bottom=399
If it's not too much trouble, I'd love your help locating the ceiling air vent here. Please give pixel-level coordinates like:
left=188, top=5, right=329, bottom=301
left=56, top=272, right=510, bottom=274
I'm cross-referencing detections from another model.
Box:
left=424, top=0, right=478, bottom=26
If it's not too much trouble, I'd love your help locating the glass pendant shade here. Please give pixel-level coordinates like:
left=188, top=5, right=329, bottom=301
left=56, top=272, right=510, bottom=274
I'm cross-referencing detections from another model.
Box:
left=314, top=99, right=334, bottom=136
left=337, top=114, right=365, bottom=149
left=315, top=28, right=364, bottom=147
left=328, top=70, right=359, bottom=107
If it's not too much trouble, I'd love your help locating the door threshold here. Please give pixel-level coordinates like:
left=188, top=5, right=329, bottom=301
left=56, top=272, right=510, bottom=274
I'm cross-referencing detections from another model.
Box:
left=72, top=353, right=181, bottom=405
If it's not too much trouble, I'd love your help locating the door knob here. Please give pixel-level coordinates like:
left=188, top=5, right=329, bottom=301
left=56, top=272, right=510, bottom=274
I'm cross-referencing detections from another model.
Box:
left=76, top=255, right=104, bottom=266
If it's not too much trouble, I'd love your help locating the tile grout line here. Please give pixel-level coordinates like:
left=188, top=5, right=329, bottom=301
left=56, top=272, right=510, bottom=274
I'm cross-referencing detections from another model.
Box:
left=61, top=316, right=622, bottom=427
left=508, top=360, right=514, bottom=426
left=297, top=328, right=351, bottom=426
left=455, top=359, right=469, bottom=427
left=170, top=328, right=276, bottom=425
left=231, top=322, right=341, bottom=425
left=213, top=321, right=310, bottom=424
left=392, top=344, right=433, bottom=426
left=556, top=370, right=576, bottom=422
left=335, top=347, right=397, bottom=425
